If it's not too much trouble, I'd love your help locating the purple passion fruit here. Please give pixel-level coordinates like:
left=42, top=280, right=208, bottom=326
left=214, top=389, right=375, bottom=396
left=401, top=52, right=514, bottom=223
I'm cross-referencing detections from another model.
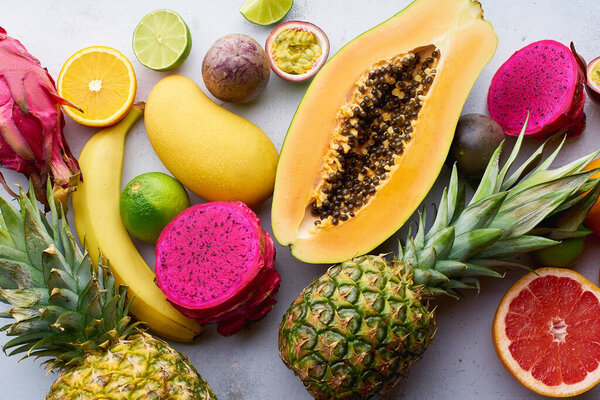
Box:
left=448, top=113, right=505, bottom=181
left=202, top=34, right=270, bottom=103
left=265, top=21, right=329, bottom=82
left=586, top=57, right=600, bottom=102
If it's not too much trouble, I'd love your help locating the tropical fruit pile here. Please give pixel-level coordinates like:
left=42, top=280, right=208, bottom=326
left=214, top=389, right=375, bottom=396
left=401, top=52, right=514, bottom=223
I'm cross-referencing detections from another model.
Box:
left=2, top=0, right=600, bottom=399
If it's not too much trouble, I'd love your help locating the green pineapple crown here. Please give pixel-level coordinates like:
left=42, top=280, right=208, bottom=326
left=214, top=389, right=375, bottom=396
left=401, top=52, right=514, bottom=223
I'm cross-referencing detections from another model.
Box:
left=0, top=181, right=136, bottom=371
left=399, top=126, right=600, bottom=298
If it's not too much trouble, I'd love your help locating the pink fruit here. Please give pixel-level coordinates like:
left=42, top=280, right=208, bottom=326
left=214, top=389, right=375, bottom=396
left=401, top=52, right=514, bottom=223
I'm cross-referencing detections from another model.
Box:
left=488, top=40, right=586, bottom=139
left=155, top=201, right=280, bottom=336
left=0, top=27, right=80, bottom=207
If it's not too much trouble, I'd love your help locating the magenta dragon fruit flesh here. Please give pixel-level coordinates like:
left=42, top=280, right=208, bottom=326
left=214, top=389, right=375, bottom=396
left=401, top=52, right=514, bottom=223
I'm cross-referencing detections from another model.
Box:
left=0, top=27, right=80, bottom=208
left=155, top=201, right=281, bottom=336
left=488, top=40, right=586, bottom=139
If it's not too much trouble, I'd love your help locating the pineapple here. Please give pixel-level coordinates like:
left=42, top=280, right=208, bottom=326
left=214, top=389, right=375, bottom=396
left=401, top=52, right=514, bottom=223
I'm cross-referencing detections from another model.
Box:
left=0, top=183, right=217, bottom=400
left=279, top=132, right=600, bottom=400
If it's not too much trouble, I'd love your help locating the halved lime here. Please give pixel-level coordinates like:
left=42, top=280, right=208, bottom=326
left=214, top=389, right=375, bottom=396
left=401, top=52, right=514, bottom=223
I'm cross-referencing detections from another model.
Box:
left=132, top=9, right=192, bottom=71
left=240, top=0, right=293, bottom=26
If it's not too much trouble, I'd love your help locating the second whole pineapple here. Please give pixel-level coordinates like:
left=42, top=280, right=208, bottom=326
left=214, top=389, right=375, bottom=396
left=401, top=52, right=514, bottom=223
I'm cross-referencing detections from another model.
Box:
left=279, top=133, right=600, bottom=399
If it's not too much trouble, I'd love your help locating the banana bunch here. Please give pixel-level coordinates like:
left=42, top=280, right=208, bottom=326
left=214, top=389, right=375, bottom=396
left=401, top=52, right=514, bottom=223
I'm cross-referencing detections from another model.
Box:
left=72, top=103, right=203, bottom=342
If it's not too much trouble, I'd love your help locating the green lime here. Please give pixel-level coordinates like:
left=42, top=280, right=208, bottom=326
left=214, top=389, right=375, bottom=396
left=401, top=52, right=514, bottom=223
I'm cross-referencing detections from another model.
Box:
left=120, top=172, right=190, bottom=243
left=132, top=9, right=192, bottom=71
left=240, top=0, right=293, bottom=26
left=531, top=237, right=586, bottom=268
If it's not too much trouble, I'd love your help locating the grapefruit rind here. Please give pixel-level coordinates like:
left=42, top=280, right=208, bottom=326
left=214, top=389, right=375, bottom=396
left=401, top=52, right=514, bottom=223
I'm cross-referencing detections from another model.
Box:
left=492, top=268, right=600, bottom=397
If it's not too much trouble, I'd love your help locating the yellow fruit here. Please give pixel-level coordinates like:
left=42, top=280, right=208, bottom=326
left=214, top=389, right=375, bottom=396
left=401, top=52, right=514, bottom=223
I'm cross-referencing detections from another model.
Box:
left=72, top=104, right=203, bottom=342
left=57, top=46, right=136, bottom=127
left=145, top=75, right=278, bottom=207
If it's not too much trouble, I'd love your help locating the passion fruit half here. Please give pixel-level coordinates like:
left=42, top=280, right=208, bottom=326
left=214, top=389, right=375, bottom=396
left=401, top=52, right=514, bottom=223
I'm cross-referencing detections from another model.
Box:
left=586, top=56, right=600, bottom=102
left=265, top=21, right=329, bottom=82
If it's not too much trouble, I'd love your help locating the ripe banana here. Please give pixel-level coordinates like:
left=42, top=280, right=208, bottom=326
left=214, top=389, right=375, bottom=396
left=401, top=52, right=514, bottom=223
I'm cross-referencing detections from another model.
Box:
left=72, top=103, right=203, bottom=342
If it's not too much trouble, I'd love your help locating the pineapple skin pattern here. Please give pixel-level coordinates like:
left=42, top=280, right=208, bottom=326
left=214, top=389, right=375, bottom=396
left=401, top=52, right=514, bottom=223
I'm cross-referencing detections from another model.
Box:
left=279, top=255, right=434, bottom=399
left=48, top=333, right=217, bottom=400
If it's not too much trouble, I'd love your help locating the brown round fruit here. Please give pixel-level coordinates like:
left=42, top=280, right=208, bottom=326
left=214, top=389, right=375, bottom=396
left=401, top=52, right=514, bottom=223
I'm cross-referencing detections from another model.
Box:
left=448, top=113, right=505, bottom=181
left=202, top=34, right=270, bottom=103
left=265, top=21, right=329, bottom=82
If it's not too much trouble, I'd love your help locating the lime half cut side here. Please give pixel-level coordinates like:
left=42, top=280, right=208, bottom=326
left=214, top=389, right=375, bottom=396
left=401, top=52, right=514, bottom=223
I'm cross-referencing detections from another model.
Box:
left=240, top=0, right=293, bottom=26
left=132, top=9, right=192, bottom=71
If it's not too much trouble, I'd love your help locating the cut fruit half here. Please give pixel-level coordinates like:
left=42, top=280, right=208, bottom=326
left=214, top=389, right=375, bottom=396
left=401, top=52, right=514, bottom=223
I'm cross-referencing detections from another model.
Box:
left=265, top=21, right=329, bottom=82
left=132, top=9, right=192, bottom=71
left=586, top=56, right=600, bottom=102
left=240, top=0, right=293, bottom=26
left=57, top=46, right=136, bottom=127
left=271, top=0, right=497, bottom=263
left=493, top=268, right=600, bottom=397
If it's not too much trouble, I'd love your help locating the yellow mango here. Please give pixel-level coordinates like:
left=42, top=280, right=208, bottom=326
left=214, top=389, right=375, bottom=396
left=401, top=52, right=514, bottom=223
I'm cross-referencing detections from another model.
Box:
left=145, top=75, right=278, bottom=207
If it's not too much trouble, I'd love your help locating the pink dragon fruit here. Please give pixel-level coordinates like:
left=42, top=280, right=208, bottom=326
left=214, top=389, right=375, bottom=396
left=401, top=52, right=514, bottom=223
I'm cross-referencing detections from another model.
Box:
left=155, top=201, right=281, bottom=336
left=0, top=27, right=80, bottom=207
left=488, top=40, right=586, bottom=139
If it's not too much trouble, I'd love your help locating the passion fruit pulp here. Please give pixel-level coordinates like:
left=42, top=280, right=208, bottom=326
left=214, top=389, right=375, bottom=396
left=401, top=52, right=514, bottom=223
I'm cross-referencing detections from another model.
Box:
left=265, top=21, right=329, bottom=82
left=587, top=56, right=600, bottom=102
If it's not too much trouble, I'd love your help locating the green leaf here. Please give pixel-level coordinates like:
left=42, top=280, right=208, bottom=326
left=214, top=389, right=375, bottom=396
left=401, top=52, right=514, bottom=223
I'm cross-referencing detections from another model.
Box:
left=447, top=165, right=460, bottom=223
left=48, top=288, right=79, bottom=309
left=0, top=196, right=23, bottom=250
left=530, top=135, right=567, bottom=173
left=425, top=226, right=455, bottom=260
left=416, top=246, right=436, bottom=270
left=413, top=269, right=431, bottom=286
left=477, top=236, right=558, bottom=259
left=453, top=192, right=507, bottom=237
left=428, top=188, right=449, bottom=238
left=501, top=136, right=547, bottom=191
left=471, top=142, right=503, bottom=204
left=0, top=289, right=41, bottom=308
left=0, top=244, right=29, bottom=263
left=434, top=260, right=467, bottom=277
left=46, top=268, right=77, bottom=291
left=22, top=207, right=53, bottom=274
left=462, top=263, right=503, bottom=278
left=496, top=120, right=527, bottom=190
left=0, top=259, right=37, bottom=289
left=39, top=305, right=69, bottom=324
left=448, top=228, right=504, bottom=261
left=2, top=331, right=50, bottom=351
left=514, top=149, right=600, bottom=194
left=414, top=212, right=426, bottom=249
left=8, top=307, right=40, bottom=322
left=403, top=239, right=418, bottom=267
left=54, top=311, right=85, bottom=331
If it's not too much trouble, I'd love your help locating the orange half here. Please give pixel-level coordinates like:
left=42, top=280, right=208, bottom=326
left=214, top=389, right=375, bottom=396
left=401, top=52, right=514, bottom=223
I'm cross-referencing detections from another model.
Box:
left=57, top=46, right=136, bottom=127
left=493, top=268, right=600, bottom=397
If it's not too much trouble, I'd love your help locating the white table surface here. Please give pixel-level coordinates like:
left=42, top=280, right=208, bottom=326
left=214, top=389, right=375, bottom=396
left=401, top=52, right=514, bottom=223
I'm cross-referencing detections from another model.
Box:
left=2, top=1, right=600, bottom=399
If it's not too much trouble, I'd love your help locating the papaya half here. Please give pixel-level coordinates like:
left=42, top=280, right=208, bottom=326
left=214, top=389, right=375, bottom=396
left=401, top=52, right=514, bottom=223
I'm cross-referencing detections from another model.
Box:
left=271, top=0, right=497, bottom=263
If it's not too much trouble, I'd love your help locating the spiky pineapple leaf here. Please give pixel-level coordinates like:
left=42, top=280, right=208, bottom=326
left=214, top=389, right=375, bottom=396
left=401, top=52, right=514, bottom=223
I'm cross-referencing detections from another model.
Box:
left=399, top=125, right=600, bottom=297
left=0, top=184, right=136, bottom=370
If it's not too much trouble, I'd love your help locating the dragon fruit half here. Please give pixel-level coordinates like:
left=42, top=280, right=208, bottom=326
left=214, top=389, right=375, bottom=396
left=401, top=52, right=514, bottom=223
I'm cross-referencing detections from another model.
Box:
left=155, top=201, right=281, bottom=336
left=488, top=40, right=586, bottom=139
left=0, top=27, right=80, bottom=207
